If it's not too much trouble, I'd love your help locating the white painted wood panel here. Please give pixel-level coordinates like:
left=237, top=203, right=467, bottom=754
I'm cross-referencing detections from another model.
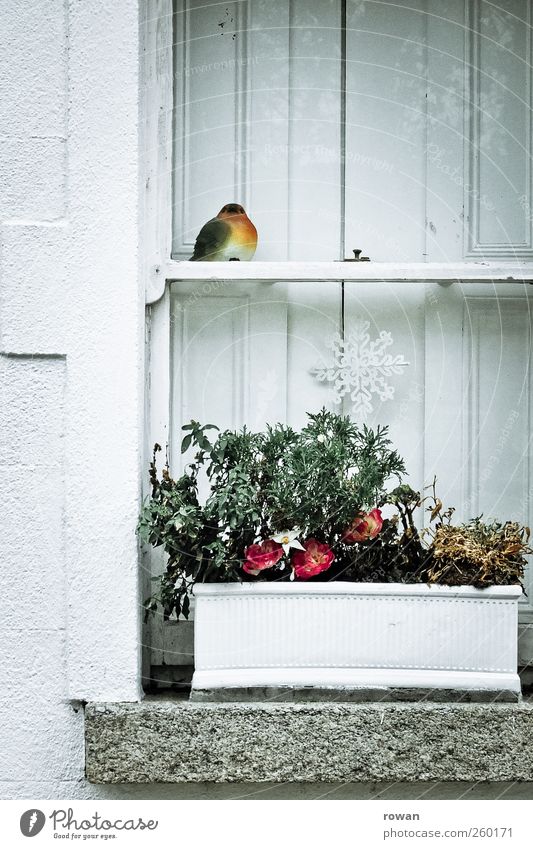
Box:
left=281, top=0, right=343, bottom=402
left=344, top=0, right=427, bottom=262
left=465, top=0, right=533, bottom=256
left=425, top=0, right=466, bottom=261
left=173, top=0, right=249, bottom=255
left=424, top=284, right=533, bottom=618
left=285, top=281, right=341, bottom=428
left=161, top=260, right=533, bottom=284
left=246, top=0, right=290, bottom=260
left=173, top=0, right=343, bottom=260
left=344, top=0, right=533, bottom=262
left=143, top=0, right=173, bottom=292
left=287, top=0, right=342, bottom=260
left=343, top=281, right=426, bottom=497
left=169, top=279, right=289, bottom=462
left=148, top=281, right=336, bottom=541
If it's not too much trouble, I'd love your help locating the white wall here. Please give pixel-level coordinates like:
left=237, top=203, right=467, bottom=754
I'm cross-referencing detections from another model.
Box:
left=2, top=0, right=531, bottom=800
left=0, top=0, right=143, bottom=798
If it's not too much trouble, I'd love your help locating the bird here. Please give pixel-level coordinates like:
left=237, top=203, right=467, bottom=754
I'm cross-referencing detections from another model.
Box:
left=189, top=203, right=258, bottom=261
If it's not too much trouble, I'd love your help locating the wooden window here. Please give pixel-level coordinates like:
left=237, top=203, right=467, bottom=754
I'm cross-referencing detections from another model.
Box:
left=168, top=0, right=533, bottom=263
left=142, top=0, right=533, bottom=690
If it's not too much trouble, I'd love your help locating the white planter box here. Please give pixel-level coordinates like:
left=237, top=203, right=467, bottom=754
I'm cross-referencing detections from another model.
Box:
left=191, top=582, right=522, bottom=697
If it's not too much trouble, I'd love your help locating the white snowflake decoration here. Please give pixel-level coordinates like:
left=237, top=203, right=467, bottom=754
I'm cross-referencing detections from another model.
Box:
left=312, top=320, right=409, bottom=418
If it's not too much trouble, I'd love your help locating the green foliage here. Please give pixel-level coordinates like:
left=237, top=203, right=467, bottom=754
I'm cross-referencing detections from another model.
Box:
left=139, top=415, right=529, bottom=620
left=139, top=410, right=405, bottom=618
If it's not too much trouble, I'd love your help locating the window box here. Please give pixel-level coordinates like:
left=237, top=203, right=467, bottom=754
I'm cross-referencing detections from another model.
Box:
left=191, top=582, right=522, bottom=701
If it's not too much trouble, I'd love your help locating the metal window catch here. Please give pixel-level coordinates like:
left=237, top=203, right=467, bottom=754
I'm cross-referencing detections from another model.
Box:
left=337, top=249, right=371, bottom=262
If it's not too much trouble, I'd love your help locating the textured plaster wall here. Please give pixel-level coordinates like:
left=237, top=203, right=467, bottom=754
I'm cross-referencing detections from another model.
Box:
left=0, top=0, right=143, bottom=798
left=2, top=0, right=532, bottom=804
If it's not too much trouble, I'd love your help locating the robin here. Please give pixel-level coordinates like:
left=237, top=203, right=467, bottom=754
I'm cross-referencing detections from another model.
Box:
left=189, top=203, right=258, bottom=261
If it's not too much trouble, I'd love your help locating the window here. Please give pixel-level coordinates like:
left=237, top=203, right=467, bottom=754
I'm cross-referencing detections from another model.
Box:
left=170, top=0, right=533, bottom=262
left=142, top=0, right=533, bottom=691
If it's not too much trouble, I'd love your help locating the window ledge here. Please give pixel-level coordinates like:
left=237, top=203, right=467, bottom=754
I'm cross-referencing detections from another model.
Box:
left=146, top=260, right=533, bottom=303
left=85, top=697, right=533, bottom=784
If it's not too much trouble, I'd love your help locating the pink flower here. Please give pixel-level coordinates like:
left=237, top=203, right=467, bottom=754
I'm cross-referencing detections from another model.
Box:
left=243, top=539, right=283, bottom=576
left=292, top=538, right=335, bottom=579
left=343, top=508, right=383, bottom=543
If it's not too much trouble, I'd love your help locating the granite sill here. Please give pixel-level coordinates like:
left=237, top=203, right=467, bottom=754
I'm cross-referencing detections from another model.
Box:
left=85, top=696, right=533, bottom=784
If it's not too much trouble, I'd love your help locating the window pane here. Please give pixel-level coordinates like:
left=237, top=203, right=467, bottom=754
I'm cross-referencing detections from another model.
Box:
left=173, top=0, right=533, bottom=261
left=172, top=0, right=342, bottom=260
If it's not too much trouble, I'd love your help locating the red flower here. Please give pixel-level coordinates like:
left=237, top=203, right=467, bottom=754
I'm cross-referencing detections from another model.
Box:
left=343, top=508, right=383, bottom=543
left=292, top=538, right=335, bottom=579
left=243, top=539, right=283, bottom=576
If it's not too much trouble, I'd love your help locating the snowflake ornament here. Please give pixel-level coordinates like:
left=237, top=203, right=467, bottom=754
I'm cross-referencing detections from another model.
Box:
left=312, top=320, right=409, bottom=418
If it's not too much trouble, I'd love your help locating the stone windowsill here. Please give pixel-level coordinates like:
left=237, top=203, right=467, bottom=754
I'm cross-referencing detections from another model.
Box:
left=85, top=696, right=533, bottom=784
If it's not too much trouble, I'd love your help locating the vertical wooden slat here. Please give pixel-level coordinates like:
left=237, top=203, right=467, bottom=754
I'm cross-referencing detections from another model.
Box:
left=344, top=0, right=428, bottom=262
left=465, top=0, right=533, bottom=257
left=143, top=0, right=174, bottom=300
left=425, top=0, right=466, bottom=261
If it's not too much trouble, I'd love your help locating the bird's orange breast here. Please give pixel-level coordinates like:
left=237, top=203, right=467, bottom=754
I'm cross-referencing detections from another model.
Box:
left=219, top=213, right=258, bottom=260
left=229, top=215, right=257, bottom=245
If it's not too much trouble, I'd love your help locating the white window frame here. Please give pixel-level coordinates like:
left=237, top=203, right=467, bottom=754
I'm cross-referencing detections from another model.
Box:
left=143, top=0, right=533, bottom=305
left=142, top=1, right=533, bottom=687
